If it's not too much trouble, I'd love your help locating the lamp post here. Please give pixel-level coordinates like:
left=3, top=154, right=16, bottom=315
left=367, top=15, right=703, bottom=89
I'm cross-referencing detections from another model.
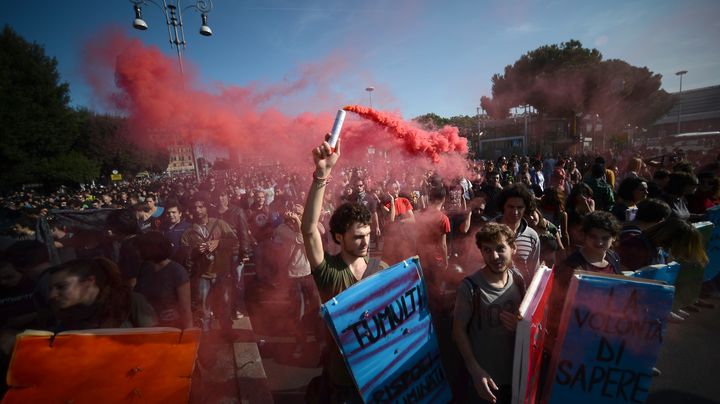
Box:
left=129, top=0, right=214, bottom=182
left=675, top=70, right=688, bottom=135
left=522, top=105, right=529, bottom=156
left=475, top=106, right=487, bottom=158
left=365, top=86, right=375, bottom=109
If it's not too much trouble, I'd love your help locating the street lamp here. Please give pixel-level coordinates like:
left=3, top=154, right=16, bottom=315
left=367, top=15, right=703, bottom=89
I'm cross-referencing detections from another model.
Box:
left=675, top=70, right=688, bottom=135
left=128, top=0, right=214, bottom=182
left=365, top=86, right=375, bottom=109
left=133, top=5, right=148, bottom=30
left=129, top=0, right=213, bottom=74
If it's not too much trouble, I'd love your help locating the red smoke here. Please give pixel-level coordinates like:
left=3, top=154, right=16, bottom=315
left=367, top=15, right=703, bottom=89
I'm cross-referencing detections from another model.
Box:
left=343, top=105, right=468, bottom=164
left=81, top=29, right=470, bottom=179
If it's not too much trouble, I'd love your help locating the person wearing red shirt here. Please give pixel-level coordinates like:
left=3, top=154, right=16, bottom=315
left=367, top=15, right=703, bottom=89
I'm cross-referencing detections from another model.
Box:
left=382, top=182, right=415, bottom=222
left=416, top=186, right=451, bottom=283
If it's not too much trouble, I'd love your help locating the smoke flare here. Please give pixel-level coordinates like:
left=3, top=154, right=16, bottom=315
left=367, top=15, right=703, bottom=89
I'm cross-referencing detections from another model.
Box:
left=343, top=105, right=468, bottom=163
left=82, top=30, right=472, bottom=179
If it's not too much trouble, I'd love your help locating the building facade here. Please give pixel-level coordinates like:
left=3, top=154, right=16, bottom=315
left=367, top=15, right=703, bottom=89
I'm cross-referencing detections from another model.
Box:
left=166, top=144, right=196, bottom=174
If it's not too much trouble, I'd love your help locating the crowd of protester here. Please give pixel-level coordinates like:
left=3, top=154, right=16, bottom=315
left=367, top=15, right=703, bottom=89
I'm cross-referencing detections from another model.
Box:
left=1, top=146, right=718, bottom=402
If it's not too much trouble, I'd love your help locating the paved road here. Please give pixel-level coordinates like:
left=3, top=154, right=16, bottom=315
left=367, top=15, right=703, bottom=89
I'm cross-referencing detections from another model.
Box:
left=648, top=298, right=720, bottom=404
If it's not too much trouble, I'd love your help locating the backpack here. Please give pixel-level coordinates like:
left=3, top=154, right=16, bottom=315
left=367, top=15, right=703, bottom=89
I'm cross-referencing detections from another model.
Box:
left=605, top=249, right=622, bottom=274
left=462, top=268, right=527, bottom=330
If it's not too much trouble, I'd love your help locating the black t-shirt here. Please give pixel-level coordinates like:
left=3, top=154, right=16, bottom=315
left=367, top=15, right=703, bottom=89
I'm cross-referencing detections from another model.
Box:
left=118, top=236, right=142, bottom=280
left=0, top=276, right=36, bottom=327
left=353, top=192, right=378, bottom=213
left=134, top=260, right=190, bottom=326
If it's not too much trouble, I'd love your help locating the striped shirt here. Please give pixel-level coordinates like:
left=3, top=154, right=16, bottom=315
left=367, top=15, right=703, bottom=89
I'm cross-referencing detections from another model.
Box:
left=494, top=217, right=541, bottom=286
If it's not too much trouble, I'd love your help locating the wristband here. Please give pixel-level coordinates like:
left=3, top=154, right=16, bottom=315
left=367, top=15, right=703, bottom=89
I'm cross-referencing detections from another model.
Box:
left=313, top=172, right=330, bottom=187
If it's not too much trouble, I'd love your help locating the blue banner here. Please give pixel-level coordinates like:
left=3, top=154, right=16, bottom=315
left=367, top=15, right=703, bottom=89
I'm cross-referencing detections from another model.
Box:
left=630, top=261, right=680, bottom=285
left=699, top=209, right=720, bottom=280
left=321, top=257, right=451, bottom=403
left=544, top=272, right=674, bottom=404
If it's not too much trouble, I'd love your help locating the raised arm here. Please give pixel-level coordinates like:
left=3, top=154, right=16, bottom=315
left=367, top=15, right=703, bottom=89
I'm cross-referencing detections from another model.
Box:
left=302, top=135, right=340, bottom=270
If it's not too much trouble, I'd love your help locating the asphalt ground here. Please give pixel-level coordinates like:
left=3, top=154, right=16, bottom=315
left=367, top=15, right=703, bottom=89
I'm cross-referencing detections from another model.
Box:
left=647, top=296, right=720, bottom=404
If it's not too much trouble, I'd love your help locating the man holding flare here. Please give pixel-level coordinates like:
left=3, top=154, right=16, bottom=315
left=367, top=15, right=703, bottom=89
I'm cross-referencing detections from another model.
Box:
left=301, top=117, right=386, bottom=402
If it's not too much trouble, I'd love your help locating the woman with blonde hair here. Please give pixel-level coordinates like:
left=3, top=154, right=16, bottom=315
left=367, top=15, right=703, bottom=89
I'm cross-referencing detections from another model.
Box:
left=642, top=219, right=708, bottom=266
left=622, top=157, right=647, bottom=181
left=618, top=217, right=708, bottom=272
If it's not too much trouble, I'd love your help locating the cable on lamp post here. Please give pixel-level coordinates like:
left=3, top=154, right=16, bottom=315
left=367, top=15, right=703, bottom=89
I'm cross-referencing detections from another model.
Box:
left=129, top=0, right=213, bottom=182
left=675, top=70, right=688, bottom=135
left=365, top=86, right=375, bottom=109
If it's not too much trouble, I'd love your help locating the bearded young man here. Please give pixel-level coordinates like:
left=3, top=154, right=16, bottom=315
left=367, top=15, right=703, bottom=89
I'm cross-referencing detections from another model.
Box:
left=301, top=135, right=385, bottom=403
left=453, top=222, right=526, bottom=404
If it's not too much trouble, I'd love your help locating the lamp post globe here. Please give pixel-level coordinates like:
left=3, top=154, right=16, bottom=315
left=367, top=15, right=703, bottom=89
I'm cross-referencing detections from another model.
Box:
left=199, top=14, right=212, bottom=36
left=132, top=5, right=148, bottom=30
left=365, top=86, right=375, bottom=108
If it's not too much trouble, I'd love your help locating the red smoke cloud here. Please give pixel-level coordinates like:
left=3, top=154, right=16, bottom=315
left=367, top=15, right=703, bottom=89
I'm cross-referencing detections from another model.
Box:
left=343, top=105, right=468, bottom=164
left=82, top=29, right=469, bottom=178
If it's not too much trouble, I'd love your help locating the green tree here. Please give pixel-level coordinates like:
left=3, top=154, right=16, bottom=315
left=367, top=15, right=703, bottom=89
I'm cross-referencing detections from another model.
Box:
left=36, top=151, right=101, bottom=186
left=414, top=113, right=450, bottom=129
left=0, top=25, right=97, bottom=189
left=414, top=113, right=477, bottom=137
left=73, top=109, right=169, bottom=179
left=446, top=115, right=478, bottom=137
left=480, top=39, right=674, bottom=137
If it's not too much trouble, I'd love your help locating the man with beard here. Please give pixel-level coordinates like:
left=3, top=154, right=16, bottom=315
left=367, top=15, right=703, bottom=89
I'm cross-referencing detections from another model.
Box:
left=453, top=223, right=525, bottom=404
left=212, top=190, right=253, bottom=261
left=181, top=195, right=237, bottom=331
left=301, top=136, right=385, bottom=403
left=212, top=189, right=254, bottom=317
left=351, top=178, right=380, bottom=239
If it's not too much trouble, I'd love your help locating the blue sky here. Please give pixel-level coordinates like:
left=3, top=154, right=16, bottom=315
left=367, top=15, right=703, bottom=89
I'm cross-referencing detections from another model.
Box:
left=3, top=0, right=719, bottom=119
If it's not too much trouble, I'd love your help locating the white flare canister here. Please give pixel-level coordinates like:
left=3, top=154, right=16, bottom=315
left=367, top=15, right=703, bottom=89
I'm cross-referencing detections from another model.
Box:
left=328, top=109, right=346, bottom=149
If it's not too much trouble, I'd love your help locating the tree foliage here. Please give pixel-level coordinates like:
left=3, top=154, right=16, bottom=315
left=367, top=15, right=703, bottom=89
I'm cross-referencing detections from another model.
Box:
left=0, top=25, right=88, bottom=188
left=73, top=109, right=169, bottom=178
left=0, top=26, right=168, bottom=190
left=414, top=113, right=478, bottom=137
left=480, top=39, right=674, bottom=134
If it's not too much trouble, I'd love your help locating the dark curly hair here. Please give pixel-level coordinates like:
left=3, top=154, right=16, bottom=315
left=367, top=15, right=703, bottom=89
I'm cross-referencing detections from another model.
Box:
left=665, top=172, right=698, bottom=196
left=496, top=183, right=536, bottom=215
left=617, top=177, right=647, bottom=202
left=427, top=186, right=447, bottom=203
left=581, top=211, right=621, bottom=237
left=137, top=231, right=172, bottom=262
left=475, top=222, right=516, bottom=249
left=635, top=198, right=671, bottom=223
left=329, top=202, right=372, bottom=244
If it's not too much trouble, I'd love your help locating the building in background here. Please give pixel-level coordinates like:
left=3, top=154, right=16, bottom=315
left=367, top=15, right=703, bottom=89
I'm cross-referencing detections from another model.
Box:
left=642, top=85, right=720, bottom=153
left=166, top=143, right=196, bottom=174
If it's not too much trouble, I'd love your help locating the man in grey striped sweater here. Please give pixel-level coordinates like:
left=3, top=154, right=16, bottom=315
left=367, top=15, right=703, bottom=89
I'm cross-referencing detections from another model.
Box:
left=493, top=184, right=541, bottom=286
